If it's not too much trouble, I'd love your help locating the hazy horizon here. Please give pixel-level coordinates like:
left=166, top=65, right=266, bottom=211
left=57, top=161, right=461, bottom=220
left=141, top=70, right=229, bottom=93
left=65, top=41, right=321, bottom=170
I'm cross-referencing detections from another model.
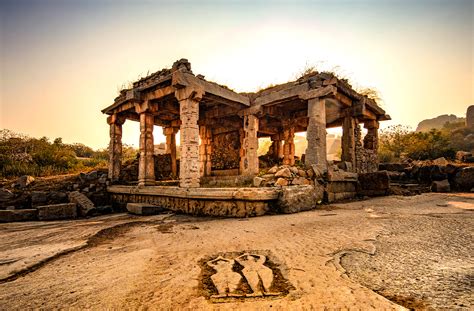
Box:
left=1, top=0, right=472, bottom=149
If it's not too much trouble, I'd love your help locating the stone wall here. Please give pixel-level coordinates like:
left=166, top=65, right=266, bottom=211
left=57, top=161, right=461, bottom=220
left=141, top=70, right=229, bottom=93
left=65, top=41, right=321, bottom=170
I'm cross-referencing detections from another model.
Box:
left=211, top=131, right=241, bottom=170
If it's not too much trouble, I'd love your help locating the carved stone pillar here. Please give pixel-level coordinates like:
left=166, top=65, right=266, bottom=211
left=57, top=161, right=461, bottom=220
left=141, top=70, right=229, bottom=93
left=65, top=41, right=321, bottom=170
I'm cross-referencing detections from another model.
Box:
left=136, top=104, right=155, bottom=186
left=341, top=115, right=356, bottom=169
left=176, top=87, right=203, bottom=188
left=163, top=127, right=178, bottom=177
left=240, top=114, right=259, bottom=175
left=364, top=120, right=379, bottom=151
left=305, top=98, right=327, bottom=171
left=199, top=125, right=212, bottom=177
left=107, top=114, right=125, bottom=182
left=282, top=126, right=295, bottom=166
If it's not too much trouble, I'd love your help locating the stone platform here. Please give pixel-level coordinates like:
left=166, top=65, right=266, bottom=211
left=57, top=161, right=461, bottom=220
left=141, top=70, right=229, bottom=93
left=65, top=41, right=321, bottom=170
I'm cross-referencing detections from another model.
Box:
left=108, top=185, right=280, bottom=217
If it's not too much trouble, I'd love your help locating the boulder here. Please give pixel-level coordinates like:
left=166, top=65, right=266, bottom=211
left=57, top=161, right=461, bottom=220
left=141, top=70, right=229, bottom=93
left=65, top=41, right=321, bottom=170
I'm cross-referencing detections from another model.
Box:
left=253, top=176, right=265, bottom=187
left=13, top=175, right=34, bottom=188
left=267, top=166, right=278, bottom=174
left=433, top=157, right=448, bottom=166
left=358, top=171, right=390, bottom=196
left=431, top=179, right=451, bottom=193
left=277, top=185, right=324, bottom=213
left=291, top=177, right=307, bottom=185
left=453, top=167, right=474, bottom=191
left=37, top=203, right=78, bottom=220
left=275, top=178, right=289, bottom=186
left=0, top=209, right=38, bottom=222
left=275, top=168, right=291, bottom=178
left=289, top=166, right=299, bottom=174
left=297, top=169, right=307, bottom=177
left=68, top=191, right=95, bottom=216
left=456, top=151, right=472, bottom=162
left=86, top=170, right=98, bottom=180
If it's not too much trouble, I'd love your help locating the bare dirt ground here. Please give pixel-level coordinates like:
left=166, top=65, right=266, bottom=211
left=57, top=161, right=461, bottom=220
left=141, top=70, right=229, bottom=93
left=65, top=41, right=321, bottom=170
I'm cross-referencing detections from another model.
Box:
left=0, top=193, right=472, bottom=310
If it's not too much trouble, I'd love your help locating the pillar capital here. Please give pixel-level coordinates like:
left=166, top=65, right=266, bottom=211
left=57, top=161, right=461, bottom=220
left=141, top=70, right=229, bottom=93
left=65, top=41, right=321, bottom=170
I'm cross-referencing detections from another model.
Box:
left=107, top=114, right=126, bottom=125
left=174, top=86, right=205, bottom=102
left=134, top=101, right=158, bottom=115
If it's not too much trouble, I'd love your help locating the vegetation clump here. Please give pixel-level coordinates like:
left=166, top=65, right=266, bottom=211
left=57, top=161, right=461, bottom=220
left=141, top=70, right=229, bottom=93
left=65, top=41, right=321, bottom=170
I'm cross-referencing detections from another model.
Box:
left=0, top=129, right=137, bottom=178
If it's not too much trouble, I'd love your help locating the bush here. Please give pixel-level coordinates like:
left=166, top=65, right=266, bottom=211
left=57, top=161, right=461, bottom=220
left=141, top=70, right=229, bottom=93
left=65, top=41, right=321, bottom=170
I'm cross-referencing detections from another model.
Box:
left=0, top=129, right=132, bottom=178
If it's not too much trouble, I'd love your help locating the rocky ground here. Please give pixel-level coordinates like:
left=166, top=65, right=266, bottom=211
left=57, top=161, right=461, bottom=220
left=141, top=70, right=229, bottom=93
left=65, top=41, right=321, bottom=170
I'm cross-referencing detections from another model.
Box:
left=0, top=193, right=472, bottom=310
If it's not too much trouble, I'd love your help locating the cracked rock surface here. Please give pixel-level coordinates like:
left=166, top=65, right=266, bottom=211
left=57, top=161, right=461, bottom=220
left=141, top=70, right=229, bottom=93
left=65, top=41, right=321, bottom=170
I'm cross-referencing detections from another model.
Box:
left=0, top=193, right=472, bottom=310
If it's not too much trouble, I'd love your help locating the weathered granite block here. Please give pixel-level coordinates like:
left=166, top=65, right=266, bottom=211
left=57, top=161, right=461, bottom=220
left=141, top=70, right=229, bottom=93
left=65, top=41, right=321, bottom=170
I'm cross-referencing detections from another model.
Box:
left=37, top=203, right=77, bottom=220
left=126, top=203, right=165, bottom=215
left=0, top=209, right=38, bottom=222
left=277, top=185, right=324, bottom=213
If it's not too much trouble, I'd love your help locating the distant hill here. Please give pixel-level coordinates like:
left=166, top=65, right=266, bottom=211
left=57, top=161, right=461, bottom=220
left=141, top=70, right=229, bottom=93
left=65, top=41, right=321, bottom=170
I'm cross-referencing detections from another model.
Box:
left=416, top=114, right=465, bottom=132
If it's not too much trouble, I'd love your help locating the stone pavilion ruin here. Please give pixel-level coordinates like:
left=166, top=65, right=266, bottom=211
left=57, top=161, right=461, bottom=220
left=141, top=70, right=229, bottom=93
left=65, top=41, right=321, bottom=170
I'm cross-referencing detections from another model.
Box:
left=102, top=59, right=390, bottom=216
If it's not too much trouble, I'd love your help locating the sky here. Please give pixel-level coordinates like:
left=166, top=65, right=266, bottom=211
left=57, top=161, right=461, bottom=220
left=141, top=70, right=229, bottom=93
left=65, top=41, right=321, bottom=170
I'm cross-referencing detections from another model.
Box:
left=1, top=0, right=472, bottom=149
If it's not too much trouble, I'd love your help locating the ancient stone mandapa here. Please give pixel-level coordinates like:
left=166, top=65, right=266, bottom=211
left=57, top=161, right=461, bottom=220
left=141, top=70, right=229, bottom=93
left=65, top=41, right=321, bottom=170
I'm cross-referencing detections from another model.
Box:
left=102, top=59, right=389, bottom=187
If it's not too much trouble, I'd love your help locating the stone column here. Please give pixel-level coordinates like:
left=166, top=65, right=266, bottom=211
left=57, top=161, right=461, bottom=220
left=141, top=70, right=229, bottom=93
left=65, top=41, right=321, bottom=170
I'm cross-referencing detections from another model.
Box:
left=305, top=98, right=327, bottom=171
left=240, top=114, right=259, bottom=175
left=107, top=114, right=125, bottom=182
left=138, top=110, right=155, bottom=186
left=199, top=125, right=212, bottom=177
left=282, top=126, right=295, bottom=166
left=270, top=134, right=283, bottom=162
left=341, top=115, right=356, bottom=169
left=176, top=87, right=203, bottom=188
left=364, top=120, right=379, bottom=151
left=163, top=127, right=178, bottom=177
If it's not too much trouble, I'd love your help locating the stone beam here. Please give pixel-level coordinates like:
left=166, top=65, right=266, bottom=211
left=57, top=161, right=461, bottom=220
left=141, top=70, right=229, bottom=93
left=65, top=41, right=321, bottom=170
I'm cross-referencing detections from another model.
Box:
left=176, top=87, right=204, bottom=188
left=299, top=85, right=337, bottom=101
left=305, top=98, right=327, bottom=171
left=172, top=71, right=249, bottom=106
left=254, top=83, right=309, bottom=107
left=107, top=114, right=126, bottom=181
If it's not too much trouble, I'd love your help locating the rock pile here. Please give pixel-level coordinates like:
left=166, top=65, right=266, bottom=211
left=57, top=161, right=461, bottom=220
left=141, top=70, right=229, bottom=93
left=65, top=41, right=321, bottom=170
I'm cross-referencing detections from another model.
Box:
left=380, top=158, right=474, bottom=193
left=253, top=165, right=316, bottom=188
left=0, top=169, right=113, bottom=222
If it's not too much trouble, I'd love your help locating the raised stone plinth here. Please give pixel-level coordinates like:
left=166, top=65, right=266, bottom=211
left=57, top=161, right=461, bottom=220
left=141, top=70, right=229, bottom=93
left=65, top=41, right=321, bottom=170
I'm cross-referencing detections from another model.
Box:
left=0, top=209, right=38, bottom=222
left=109, top=185, right=279, bottom=217
left=37, top=203, right=77, bottom=220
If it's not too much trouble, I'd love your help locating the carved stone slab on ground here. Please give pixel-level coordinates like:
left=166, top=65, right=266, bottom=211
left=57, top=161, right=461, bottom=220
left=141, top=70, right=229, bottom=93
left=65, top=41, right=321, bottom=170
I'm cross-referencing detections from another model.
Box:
left=68, top=191, right=95, bottom=216
left=199, top=250, right=293, bottom=302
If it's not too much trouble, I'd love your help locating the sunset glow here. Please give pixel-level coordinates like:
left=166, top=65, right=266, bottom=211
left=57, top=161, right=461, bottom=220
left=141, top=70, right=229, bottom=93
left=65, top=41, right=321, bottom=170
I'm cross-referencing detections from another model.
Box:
left=1, top=0, right=472, bottom=149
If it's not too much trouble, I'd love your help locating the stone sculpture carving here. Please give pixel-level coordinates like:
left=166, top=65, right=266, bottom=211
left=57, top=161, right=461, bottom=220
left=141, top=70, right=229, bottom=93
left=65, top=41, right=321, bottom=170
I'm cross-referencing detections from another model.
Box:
left=207, top=253, right=280, bottom=298
left=207, top=256, right=242, bottom=298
